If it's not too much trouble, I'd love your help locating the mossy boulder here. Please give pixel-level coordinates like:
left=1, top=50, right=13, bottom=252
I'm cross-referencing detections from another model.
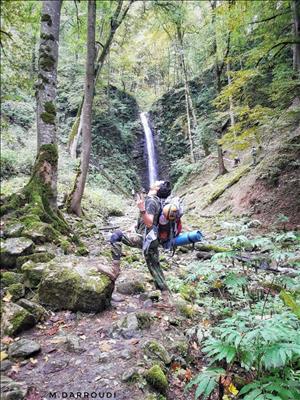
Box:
left=0, top=237, right=35, bottom=268
left=116, top=279, right=146, bottom=295
left=176, top=299, right=196, bottom=319
left=6, top=283, right=25, bottom=302
left=143, top=340, right=171, bottom=365
left=4, top=223, right=25, bottom=238
left=145, top=365, right=168, bottom=394
left=21, top=260, right=52, bottom=288
left=37, top=256, right=114, bottom=312
left=0, top=271, right=24, bottom=288
left=1, top=302, right=35, bottom=336
left=22, top=222, right=57, bottom=244
left=17, top=298, right=47, bottom=323
left=16, top=252, right=55, bottom=268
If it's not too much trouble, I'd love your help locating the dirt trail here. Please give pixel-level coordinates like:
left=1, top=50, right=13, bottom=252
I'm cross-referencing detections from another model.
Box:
left=7, top=202, right=202, bottom=400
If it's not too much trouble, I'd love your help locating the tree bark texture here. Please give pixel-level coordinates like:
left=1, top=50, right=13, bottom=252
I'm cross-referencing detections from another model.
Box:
left=68, top=0, right=96, bottom=216
left=36, top=0, right=62, bottom=208
left=292, top=0, right=300, bottom=73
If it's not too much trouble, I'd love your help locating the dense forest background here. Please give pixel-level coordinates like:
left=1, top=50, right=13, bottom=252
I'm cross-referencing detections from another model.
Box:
left=1, top=1, right=300, bottom=400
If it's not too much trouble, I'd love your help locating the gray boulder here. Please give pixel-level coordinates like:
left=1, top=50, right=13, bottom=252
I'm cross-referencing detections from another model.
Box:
left=1, top=302, right=35, bottom=336
left=0, top=375, right=28, bottom=400
left=8, top=339, right=41, bottom=358
left=37, top=256, right=114, bottom=312
left=0, top=237, right=35, bottom=268
left=142, top=340, right=171, bottom=365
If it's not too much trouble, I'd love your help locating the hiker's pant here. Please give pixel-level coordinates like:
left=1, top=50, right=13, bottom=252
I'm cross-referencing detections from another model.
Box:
left=111, top=231, right=168, bottom=291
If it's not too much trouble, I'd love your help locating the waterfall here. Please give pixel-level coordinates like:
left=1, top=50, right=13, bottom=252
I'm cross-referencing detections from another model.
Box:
left=140, top=112, right=158, bottom=186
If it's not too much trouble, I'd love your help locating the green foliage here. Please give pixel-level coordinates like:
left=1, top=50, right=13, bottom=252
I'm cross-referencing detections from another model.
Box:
left=185, top=368, right=225, bottom=400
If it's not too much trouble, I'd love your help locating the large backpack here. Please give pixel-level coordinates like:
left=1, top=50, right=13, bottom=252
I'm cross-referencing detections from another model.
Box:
left=157, top=196, right=183, bottom=249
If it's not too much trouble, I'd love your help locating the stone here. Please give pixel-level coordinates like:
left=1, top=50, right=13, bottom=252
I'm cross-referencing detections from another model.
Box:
left=0, top=360, right=13, bottom=372
left=145, top=365, right=168, bottom=394
left=0, top=237, right=35, bottom=268
left=0, top=271, right=23, bottom=288
left=121, top=367, right=141, bottom=382
left=116, top=280, right=145, bottom=295
left=0, top=375, right=28, bottom=400
left=17, top=299, right=47, bottom=323
left=16, top=252, right=55, bottom=268
left=5, top=283, right=25, bottom=302
left=1, top=302, right=35, bottom=336
left=8, top=339, right=41, bottom=358
left=4, top=224, right=25, bottom=238
left=136, top=312, right=153, bottom=329
left=37, top=256, right=114, bottom=312
left=64, top=335, right=84, bottom=354
left=21, top=260, right=51, bottom=288
left=247, top=219, right=262, bottom=228
left=143, top=340, right=171, bottom=365
left=110, top=313, right=139, bottom=339
left=148, top=290, right=161, bottom=301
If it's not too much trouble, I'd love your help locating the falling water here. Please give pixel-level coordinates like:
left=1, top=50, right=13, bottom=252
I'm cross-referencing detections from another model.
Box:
left=140, top=112, right=158, bottom=186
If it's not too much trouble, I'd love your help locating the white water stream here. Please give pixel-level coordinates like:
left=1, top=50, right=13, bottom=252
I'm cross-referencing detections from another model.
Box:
left=140, top=112, right=158, bottom=186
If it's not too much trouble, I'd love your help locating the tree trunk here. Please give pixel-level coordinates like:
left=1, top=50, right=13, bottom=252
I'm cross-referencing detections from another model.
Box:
left=36, top=0, right=62, bottom=208
left=227, top=62, right=236, bottom=131
left=292, top=0, right=300, bottom=73
left=67, top=0, right=96, bottom=216
left=68, top=0, right=133, bottom=158
left=211, top=0, right=228, bottom=176
left=177, top=26, right=196, bottom=163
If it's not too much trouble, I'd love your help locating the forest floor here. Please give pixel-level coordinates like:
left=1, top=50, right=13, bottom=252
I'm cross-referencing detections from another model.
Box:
left=3, top=202, right=206, bottom=400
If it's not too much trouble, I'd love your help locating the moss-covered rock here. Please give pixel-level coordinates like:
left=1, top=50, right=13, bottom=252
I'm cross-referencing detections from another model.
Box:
left=16, top=252, right=55, bottom=268
left=0, top=237, right=35, bottom=268
left=145, top=365, right=168, bottom=394
left=0, top=271, right=24, bottom=288
left=17, top=298, right=47, bottom=323
left=4, top=223, right=25, bottom=238
left=21, top=260, right=51, bottom=288
left=179, top=284, right=197, bottom=302
left=116, top=280, right=145, bottom=295
left=22, top=222, right=58, bottom=244
left=1, top=302, right=35, bottom=336
left=136, top=312, right=153, bottom=329
left=176, top=299, right=196, bottom=319
left=143, top=340, right=171, bottom=365
left=6, top=283, right=25, bottom=302
left=37, top=256, right=114, bottom=312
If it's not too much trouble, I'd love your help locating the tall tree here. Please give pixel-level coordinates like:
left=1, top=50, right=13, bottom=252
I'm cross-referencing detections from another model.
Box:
left=292, top=0, right=300, bottom=73
left=67, top=0, right=96, bottom=216
left=68, top=0, right=134, bottom=159
left=35, top=0, right=62, bottom=208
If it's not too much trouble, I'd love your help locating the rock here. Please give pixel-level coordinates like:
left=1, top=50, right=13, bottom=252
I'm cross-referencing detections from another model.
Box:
left=5, top=283, right=25, bottom=302
left=0, top=271, right=24, bottom=288
left=247, top=219, right=262, bottom=228
left=16, top=252, right=55, bottom=268
left=37, top=257, right=114, bottom=312
left=175, top=299, right=195, bottom=319
left=143, top=340, right=171, bottom=365
left=0, top=375, right=28, bottom=400
left=145, top=365, right=168, bottom=394
left=171, top=340, right=189, bottom=358
left=8, top=339, right=41, bottom=358
left=0, top=237, right=35, bottom=268
left=116, top=280, right=145, bottom=295
left=148, top=290, right=161, bottom=301
left=136, top=312, right=153, bottom=329
left=65, top=335, right=84, bottom=354
left=17, top=299, right=47, bottom=323
left=4, top=224, right=25, bottom=238
left=121, top=367, right=141, bottom=382
left=21, top=260, right=51, bottom=288
left=0, top=360, right=13, bottom=372
left=1, top=302, right=35, bottom=336
left=22, top=222, right=57, bottom=244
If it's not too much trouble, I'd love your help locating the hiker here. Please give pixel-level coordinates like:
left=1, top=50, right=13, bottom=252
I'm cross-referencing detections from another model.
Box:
left=110, top=180, right=174, bottom=294
left=251, top=146, right=257, bottom=166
